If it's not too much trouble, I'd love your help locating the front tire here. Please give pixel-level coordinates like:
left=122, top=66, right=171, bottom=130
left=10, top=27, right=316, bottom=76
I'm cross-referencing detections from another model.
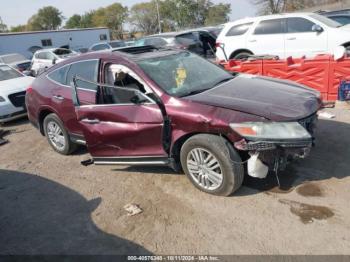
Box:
left=43, top=113, right=77, bottom=155
left=180, top=134, right=244, bottom=196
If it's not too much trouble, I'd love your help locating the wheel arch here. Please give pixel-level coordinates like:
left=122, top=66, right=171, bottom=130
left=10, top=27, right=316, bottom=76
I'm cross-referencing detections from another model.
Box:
left=341, top=42, right=350, bottom=48
left=229, top=49, right=253, bottom=59
left=38, top=107, right=58, bottom=135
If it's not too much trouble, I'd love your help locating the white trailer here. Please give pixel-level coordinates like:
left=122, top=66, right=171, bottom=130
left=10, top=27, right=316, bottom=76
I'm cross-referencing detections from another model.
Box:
left=0, top=27, right=110, bottom=58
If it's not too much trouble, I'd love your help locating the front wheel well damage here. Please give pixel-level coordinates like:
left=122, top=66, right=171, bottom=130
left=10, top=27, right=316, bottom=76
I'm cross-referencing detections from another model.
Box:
left=170, top=132, right=248, bottom=169
left=38, top=109, right=54, bottom=135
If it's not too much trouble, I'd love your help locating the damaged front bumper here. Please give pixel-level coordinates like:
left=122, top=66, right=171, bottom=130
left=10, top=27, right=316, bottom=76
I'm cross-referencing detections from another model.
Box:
left=234, top=138, right=313, bottom=178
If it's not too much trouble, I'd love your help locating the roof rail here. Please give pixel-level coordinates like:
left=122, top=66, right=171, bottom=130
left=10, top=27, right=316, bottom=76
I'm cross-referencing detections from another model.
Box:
left=113, top=45, right=160, bottom=54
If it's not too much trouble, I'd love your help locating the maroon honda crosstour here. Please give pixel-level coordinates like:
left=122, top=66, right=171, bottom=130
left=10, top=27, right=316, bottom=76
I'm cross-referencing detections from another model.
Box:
left=26, top=46, right=321, bottom=196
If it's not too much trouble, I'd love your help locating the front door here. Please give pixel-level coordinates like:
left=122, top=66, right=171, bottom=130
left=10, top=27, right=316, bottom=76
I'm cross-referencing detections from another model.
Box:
left=72, top=78, right=168, bottom=164
left=284, top=17, right=328, bottom=58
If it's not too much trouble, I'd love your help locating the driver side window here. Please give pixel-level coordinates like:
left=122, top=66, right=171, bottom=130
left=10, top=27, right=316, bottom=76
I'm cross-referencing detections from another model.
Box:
left=101, top=64, right=152, bottom=105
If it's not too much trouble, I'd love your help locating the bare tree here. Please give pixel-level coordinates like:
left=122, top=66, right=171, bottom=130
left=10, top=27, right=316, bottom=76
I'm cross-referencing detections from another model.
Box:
left=0, top=16, right=8, bottom=32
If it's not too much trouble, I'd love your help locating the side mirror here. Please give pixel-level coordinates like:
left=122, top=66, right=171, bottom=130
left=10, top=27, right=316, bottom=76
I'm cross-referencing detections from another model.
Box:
left=52, top=58, right=57, bottom=65
left=312, top=24, right=323, bottom=33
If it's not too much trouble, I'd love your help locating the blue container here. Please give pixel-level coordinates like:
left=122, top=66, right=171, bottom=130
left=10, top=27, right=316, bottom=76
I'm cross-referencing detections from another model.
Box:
left=338, top=81, right=350, bottom=101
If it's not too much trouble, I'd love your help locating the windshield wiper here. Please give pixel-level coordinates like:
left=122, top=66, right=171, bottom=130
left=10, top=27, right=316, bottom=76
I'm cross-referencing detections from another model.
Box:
left=179, top=88, right=212, bottom=97
left=211, top=76, right=234, bottom=88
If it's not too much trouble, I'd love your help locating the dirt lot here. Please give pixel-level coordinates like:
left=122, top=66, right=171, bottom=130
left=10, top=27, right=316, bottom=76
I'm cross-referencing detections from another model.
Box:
left=0, top=108, right=350, bottom=255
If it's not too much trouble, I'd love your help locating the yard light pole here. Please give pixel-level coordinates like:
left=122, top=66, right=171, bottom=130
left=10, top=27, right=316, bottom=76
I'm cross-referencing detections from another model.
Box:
left=156, top=0, right=162, bottom=34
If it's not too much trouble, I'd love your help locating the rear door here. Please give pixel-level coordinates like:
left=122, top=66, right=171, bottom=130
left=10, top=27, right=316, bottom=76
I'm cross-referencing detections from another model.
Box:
left=247, top=18, right=286, bottom=58
left=285, top=17, right=328, bottom=58
left=72, top=78, right=167, bottom=164
left=46, top=59, right=99, bottom=135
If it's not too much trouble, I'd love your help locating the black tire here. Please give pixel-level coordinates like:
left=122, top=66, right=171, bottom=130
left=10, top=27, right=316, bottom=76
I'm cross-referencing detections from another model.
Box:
left=180, top=134, right=244, bottom=196
left=233, top=51, right=252, bottom=60
left=43, top=113, right=77, bottom=155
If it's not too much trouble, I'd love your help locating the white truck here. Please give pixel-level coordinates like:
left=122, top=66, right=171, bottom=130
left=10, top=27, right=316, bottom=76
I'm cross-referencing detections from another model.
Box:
left=0, top=28, right=110, bottom=59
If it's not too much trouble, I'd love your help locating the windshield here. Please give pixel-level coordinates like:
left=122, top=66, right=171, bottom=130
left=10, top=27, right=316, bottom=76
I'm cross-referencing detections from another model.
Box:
left=137, top=51, right=234, bottom=97
left=0, top=54, right=27, bottom=64
left=0, top=65, right=23, bottom=81
left=310, top=14, right=342, bottom=27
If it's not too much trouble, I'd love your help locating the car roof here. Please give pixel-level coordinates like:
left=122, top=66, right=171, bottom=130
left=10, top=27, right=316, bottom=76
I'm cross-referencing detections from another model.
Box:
left=223, top=12, right=315, bottom=26
left=35, top=48, right=69, bottom=53
left=144, top=28, right=215, bottom=39
left=46, top=46, right=184, bottom=69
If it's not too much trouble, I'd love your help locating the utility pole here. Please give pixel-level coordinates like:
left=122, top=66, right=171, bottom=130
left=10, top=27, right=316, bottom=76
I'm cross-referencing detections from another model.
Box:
left=156, top=0, right=162, bottom=34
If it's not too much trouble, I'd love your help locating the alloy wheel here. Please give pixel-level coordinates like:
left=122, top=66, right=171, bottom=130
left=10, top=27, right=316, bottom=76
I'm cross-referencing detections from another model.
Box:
left=186, top=148, right=223, bottom=191
left=47, top=121, right=66, bottom=151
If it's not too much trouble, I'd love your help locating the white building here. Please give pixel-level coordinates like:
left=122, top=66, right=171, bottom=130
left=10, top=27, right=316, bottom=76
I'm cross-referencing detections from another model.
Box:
left=0, top=27, right=110, bottom=58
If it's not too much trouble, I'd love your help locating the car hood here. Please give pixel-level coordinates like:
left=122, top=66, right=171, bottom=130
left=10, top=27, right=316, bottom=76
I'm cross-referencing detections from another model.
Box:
left=184, top=74, right=322, bottom=121
left=0, top=76, right=34, bottom=95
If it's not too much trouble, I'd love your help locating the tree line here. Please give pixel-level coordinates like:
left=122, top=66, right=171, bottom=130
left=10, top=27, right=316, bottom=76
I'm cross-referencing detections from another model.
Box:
left=0, top=0, right=231, bottom=39
left=253, top=0, right=342, bottom=14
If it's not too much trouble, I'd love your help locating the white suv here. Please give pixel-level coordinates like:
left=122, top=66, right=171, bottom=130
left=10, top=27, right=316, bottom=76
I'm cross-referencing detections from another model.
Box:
left=31, top=48, right=78, bottom=76
left=216, top=13, right=350, bottom=60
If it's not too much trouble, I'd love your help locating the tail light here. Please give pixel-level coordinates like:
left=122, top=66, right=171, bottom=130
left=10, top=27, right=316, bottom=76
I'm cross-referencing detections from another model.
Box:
left=215, top=42, right=222, bottom=48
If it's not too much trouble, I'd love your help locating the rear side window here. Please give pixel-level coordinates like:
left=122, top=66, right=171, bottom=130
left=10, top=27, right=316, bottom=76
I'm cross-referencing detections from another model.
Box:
left=254, top=19, right=286, bottom=35
left=47, top=65, right=69, bottom=85
left=226, top=23, right=253, bottom=36
left=66, top=60, right=99, bottom=90
left=176, top=33, right=198, bottom=46
left=287, top=18, right=315, bottom=33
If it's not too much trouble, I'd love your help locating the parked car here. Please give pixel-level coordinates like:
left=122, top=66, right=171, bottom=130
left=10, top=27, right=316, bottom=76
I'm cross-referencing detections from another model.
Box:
left=0, top=53, right=32, bottom=75
left=0, top=64, right=34, bottom=123
left=31, top=48, right=78, bottom=76
left=216, top=12, right=350, bottom=60
left=196, top=25, right=224, bottom=37
left=135, top=30, right=217, bottom=57
left=89, top=40, right=126, bottom=51
left=26, top=46, right=321, bottom=196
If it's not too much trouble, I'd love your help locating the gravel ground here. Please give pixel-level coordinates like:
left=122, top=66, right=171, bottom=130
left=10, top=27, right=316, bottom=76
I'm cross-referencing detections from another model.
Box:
left=0, top=108, right=349, bottom=255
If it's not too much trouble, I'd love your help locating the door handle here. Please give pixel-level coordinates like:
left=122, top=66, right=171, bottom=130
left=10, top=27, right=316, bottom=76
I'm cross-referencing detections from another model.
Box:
left=287, top=37, right=296, bottom=40
left=249, top=39, right=257, bottom=43
left=53, top=95, right=64, bottom=101
left=81, top=118, right=100, bottom=124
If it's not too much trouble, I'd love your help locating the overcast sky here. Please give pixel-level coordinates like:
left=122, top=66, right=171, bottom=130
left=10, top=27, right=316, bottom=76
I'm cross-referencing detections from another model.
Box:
left=0, top=0, right=256, bottom=27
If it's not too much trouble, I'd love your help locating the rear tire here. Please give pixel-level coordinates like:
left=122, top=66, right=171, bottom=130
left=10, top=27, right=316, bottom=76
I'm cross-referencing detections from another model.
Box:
left=43, top=113, right=77, bottom=155
left=180, top=134, right=244, bottom=196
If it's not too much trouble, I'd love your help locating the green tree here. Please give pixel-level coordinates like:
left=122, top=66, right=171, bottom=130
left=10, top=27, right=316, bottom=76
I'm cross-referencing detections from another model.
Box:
left=65, top=14, right=82, bottom=29
left=27, top=6, right=64, bottom=30
left=10, top=25, right=27, bottom=32
left=80, top=11, right=95, bottom=28
left=91, top=3, right=128, bottom=39
left=205, top=3, right=231, bottom=26
left=129, top=1, right=161, bottom=35
left=0, top=17, right=8, bottom=32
